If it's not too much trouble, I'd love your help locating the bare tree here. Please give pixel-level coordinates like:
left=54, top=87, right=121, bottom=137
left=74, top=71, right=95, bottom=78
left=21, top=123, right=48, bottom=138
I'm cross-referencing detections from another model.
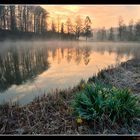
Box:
left=135, top=20, right=140, bottom=41
left=0, top=6, right=6, bottom=29
left=128, top=19, right=134, bottom=41
left=66, top=17, right=73, bottom=34
left=75, top=15, right=83, bottom=40
left=60, top=22, right=65, bottom=40
left=84, top=16, right=92, bottom=41
left=57, top=15, right=60, bottom=33
left=10, top=5, right=17, bottom=31
left=118, top=16, right=124, bottom=41
left=108, top=27, right=114, bottom=41
left=51, top=20, right=56, bottom=32
left=61, top=22, right=64, bottom=34
left=40, top=8, right=49, bottom=33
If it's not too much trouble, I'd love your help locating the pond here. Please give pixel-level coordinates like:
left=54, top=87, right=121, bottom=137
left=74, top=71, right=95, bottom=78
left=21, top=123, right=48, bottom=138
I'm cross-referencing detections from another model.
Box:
left=0, top=40, right=139, bottom=105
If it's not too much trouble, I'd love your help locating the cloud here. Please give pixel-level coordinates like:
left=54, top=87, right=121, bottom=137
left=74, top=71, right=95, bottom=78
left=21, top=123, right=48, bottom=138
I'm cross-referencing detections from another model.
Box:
left=41, top=5, right=140, bottom=29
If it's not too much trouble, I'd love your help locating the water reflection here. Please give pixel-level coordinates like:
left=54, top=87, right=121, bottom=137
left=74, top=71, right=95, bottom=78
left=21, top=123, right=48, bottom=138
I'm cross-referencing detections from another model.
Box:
left=0, top=47, right=49, bottom=92
left=0, top=42, right=139, bottom=93
left=0, top=46, right=92, bottom=92
left=83, top=47, right=91, bottom=65
left=0, top=41, right=139, bottom=104
left=49, top=47, right=92, bottom=65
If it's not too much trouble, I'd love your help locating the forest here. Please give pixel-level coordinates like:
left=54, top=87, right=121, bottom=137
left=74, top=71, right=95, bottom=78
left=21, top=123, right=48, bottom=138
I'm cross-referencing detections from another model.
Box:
left=0, top=5, right=140, bottom=41
left=0, top=5, right=92, bottom=41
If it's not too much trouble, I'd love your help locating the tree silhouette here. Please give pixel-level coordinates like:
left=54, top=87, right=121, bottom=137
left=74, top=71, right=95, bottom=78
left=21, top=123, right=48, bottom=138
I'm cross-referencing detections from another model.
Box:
left=84, top=16, right=92, bottom=41
left=75, top=15, right=83, bottom=40
left=118, top=16, right=124, bottom=41
left=108, top=27, right=114, bottom=41
left=135, top=20, right=140, bottom=41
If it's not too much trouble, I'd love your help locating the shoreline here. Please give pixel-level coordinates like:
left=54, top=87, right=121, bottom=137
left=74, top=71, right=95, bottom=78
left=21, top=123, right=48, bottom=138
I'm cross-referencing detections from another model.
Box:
left=0, top=58, right=140, bottom=134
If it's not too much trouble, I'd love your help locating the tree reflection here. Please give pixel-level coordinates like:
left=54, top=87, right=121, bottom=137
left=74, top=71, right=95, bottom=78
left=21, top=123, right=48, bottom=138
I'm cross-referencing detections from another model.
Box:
left=51, top=47, right=92, bottom=65
left=1, top=42, right=139, bottom=93
left=0, top=47, right=49, bottom=92
left=67, top=48, right=73, bottom=63
left=75, top=48, right=82, bottom=65
left=83, top=47, right=91, bottom=65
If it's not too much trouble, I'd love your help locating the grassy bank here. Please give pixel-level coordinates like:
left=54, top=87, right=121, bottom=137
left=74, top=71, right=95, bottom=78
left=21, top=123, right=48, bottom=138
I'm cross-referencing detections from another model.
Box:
left=0, top=59, right=140, bottom=135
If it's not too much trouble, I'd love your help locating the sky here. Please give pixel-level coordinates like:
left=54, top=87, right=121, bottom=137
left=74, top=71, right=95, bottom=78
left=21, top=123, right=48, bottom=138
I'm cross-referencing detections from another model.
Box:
left=41, top=5, right=140, bottom=29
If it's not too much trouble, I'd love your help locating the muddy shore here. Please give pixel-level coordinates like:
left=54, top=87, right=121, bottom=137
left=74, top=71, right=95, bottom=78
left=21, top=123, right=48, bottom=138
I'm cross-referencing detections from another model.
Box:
left=0, top=59, right=140, bottom=135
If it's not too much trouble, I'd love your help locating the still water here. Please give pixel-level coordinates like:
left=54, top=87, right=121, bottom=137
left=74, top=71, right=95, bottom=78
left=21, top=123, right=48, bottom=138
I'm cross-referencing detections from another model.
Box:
left=0, top=41, right=139, bottom=105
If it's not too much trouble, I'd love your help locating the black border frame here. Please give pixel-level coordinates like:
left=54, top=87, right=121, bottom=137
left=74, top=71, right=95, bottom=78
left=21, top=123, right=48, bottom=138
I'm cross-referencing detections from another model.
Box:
left=0, top=0, right=140, bottom=138
left=0, top=0, right=140, bottom=4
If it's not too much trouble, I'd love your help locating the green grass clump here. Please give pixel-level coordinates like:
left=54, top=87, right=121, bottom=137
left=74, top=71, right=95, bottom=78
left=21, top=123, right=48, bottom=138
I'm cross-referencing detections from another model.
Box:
left=72, top=82, right=140, bottom=125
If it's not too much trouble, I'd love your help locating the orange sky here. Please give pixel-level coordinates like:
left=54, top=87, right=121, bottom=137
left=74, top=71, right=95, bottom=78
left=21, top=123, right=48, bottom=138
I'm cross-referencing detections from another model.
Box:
left=41, top=5, right=140, bottom=29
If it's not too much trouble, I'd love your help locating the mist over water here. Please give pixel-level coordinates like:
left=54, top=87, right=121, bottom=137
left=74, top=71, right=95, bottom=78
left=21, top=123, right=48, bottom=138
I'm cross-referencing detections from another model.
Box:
left=0, top=40, right=139, bottom=105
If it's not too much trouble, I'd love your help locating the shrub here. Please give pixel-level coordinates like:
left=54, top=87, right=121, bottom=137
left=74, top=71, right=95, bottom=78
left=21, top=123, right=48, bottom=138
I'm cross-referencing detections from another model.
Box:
left=72, top=82, right=140, bottom=125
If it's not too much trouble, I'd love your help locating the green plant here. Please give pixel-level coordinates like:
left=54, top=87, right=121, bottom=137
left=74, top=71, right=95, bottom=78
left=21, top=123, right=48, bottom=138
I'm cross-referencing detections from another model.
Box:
left=72, top=82, right=140, bottom=125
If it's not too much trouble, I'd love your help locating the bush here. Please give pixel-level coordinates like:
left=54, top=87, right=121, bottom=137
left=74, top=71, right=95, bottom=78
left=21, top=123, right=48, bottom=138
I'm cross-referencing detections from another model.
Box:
left=72, top=82, right=140, bottom=125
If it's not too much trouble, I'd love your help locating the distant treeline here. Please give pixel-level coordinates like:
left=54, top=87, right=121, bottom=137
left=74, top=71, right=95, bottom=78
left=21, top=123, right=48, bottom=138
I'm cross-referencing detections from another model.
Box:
left=0, top=29, right=77, bottom=41
left=0, top=5, right=140, bottom=41
left=0, top=5, right=60, bottom=41
left=0, top=5, right=93, bottom=41
left=0, top=5, right=48, bottom=33
left=95, top=17, right=140, bottom=42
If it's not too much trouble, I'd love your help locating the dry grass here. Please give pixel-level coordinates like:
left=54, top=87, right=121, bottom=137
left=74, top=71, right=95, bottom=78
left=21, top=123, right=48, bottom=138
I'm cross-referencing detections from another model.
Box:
left=0, top=59, right=140, bottom=135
